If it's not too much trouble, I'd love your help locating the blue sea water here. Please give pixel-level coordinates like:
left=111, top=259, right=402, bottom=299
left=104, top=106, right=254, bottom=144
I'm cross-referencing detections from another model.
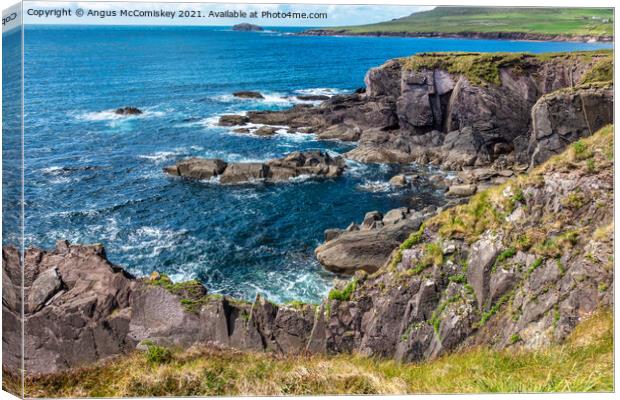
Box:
left=16, top=25, right=611, bottom=303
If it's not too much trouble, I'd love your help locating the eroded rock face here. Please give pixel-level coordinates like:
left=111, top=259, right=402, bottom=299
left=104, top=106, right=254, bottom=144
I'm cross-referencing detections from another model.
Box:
left=164, top=151, right=346, bottom=184
left=315, top=208, right=433, bottom=274
left=529, top=85, right=613, bottom=165
left=9, top=242, right=136, bottom=375
left=222, top=52, right=611, bottom=171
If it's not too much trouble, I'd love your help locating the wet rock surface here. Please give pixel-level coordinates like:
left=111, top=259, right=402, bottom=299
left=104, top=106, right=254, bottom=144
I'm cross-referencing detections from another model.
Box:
left=233, top=91, right=264, bottom=99
left=114, top=106, right=142, bottom=115
left=164, top=150, right=346, bottom=184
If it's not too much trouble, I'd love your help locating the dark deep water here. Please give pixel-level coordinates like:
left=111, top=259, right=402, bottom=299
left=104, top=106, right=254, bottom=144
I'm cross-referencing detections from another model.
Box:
left=16, top=25, right=611, bottom=302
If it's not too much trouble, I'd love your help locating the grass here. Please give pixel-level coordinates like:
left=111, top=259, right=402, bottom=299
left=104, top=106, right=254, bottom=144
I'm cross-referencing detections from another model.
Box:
left=323, top=7, right=613, bottom=37
left=478, top=292, right=513, bottom=326
left=580, top=58, right=614, bottom=84
left=148, top=273, right=210, bottom=313
left=328, top=279, right=357, bottom=301
left=12, top=310, right=612, bottom=397
left=399, top=50, right=612, bottom=86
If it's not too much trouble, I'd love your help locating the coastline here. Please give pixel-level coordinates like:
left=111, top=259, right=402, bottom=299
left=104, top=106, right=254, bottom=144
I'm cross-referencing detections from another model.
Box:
left=300, top=29, right=614, bottom=43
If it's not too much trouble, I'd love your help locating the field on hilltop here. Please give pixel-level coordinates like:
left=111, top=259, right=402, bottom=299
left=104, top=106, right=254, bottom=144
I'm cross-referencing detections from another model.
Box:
left=326, top=7, right=613, bottom=37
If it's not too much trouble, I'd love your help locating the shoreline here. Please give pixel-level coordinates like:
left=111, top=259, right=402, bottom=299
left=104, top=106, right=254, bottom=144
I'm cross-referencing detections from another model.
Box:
left=299, top=29, right=614, bottom=43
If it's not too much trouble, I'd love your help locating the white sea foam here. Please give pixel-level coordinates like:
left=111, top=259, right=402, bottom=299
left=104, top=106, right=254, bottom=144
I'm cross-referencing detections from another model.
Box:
left=288, top=174, right=314, bottom=183
left=214, top=92, right=294, bottom=106
left=344, top=159, right=371, bottom=178
left=294, top=88, right=348, bottom=97
left=121, top=226, right=188, bottom=258
left=138, top=151, right=178, bottom=163
left=357, top=180, right=392, bottom=193
left=40, top=166, right=64, bottom=175
left=77, top=108, right=165, bottom=122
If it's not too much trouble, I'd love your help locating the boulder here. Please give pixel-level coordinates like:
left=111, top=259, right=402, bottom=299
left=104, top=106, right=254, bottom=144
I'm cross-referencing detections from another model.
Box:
left=446, top=184, right=477, bottom=197
left=382, top=207, right=408, bottom=225
left=389, top=174, right=408, bottom=188
left=361, top=211, right=383, bottom=229
left=27, top=267, right=62, bottom=313
left=165, top=158, right=228, bottom=180
left=220, top=163, right=269, bottom=184
left=315, top=217, right=425, bottom=274
left=254, top=126, right=279, bottom=136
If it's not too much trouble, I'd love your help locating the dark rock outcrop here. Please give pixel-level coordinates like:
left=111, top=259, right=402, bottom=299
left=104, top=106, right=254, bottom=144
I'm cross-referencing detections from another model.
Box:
left=315, top=208, right=434, bottom=274
left=297, top=95, right=330, bottom=101
left=528, top=84, right=614, bottom=165
left=114, top=106, right=142, bottom=115
left=219, top=115, right=250, bottom=126
left=164, top=151, right=346, bottom=184
left=233, top=91, right=264, bottom=99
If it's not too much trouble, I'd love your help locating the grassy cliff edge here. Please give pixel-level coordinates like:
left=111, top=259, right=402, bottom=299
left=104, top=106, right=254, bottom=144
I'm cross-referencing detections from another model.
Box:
left=7, top=310, right=612, bottom=396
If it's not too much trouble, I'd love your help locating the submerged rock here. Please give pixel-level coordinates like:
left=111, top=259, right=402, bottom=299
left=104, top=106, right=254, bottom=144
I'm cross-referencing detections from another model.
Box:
left=297, top=95, right=330, bottom=101
left=233, top=91, right=264, bottom=99
left=218, top=114, right=250, bottom=126
left=114, top=106, right=142, bottom=115
left=254, top=126, right=279, bottom=136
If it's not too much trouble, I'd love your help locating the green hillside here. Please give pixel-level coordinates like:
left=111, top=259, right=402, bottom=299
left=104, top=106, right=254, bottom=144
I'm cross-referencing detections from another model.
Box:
left=327, top=7, right=613, bottom=37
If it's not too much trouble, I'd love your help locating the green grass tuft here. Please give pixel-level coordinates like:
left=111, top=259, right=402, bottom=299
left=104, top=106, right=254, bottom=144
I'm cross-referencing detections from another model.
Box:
left=328, top=279, right=357, bottom=301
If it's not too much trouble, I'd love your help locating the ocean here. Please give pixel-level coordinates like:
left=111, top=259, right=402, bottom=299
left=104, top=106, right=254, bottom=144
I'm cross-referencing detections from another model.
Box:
left=10, top=25, right=611, bottom=303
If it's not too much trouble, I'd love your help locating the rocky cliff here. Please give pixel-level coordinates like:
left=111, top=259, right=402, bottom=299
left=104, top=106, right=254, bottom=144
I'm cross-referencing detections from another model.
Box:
left=4, top=125, right=613, bottom=375
left=223, top=51, right=612, bottom=171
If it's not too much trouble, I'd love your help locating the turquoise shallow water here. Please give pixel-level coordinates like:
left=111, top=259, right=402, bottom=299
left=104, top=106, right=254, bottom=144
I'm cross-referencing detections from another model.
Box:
left=11, top=25, right=611, bottom=303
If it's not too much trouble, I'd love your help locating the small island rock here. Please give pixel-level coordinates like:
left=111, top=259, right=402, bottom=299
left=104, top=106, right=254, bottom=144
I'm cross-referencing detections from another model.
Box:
left=232, top=23, right=264, bottom=32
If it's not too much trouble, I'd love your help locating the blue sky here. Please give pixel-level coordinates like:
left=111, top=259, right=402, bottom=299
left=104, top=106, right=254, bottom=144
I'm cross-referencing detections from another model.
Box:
left=22, top=1, right=433, bottom=26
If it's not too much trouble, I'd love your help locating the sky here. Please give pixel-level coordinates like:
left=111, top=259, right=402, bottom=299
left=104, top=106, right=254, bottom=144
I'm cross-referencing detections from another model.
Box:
left=20, top=1, right=433, bottom=26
